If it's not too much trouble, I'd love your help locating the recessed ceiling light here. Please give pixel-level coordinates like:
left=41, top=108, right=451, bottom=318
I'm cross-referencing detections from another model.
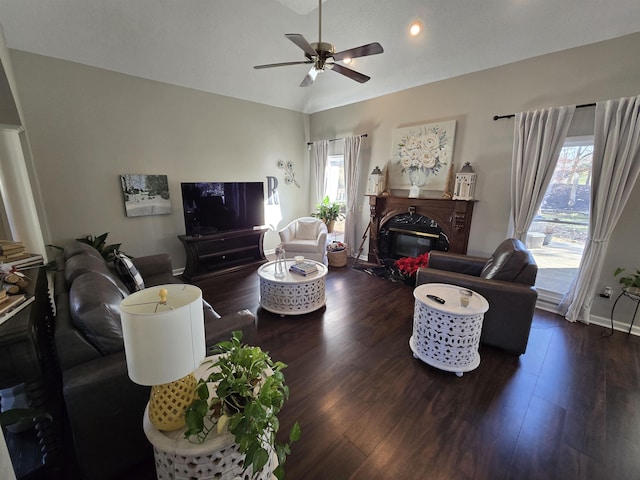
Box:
left=409, top=21, right=422, bottom=36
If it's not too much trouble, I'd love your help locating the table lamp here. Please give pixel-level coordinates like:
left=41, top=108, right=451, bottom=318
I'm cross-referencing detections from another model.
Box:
left=120, top=284, right=205, bottom=431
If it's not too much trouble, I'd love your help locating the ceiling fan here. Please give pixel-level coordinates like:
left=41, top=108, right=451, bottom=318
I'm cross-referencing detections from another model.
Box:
left=253, top=0, right=383, bottom=87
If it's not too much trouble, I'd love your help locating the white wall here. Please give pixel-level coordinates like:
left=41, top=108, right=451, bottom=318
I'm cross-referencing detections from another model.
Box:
left=7, top=32, right=640, bottom=328
left=308, top=32, right=640, bottom=325
left=10, top=51, right=310, bottom=265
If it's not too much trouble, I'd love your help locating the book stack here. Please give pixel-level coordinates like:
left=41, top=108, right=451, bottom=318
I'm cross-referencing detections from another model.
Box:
left=0, top=291, right=34, bottom=325
left=0, top=271, right=34, bottom=324
left=0, top=240, right=44, bottom=271
left=0, top=240, right=28, bottom=261
left=289, top=261, right=318, bottom=277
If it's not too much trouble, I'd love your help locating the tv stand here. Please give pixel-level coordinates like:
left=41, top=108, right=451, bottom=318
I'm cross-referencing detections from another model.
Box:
left=179, top=227, right=269, bottom=281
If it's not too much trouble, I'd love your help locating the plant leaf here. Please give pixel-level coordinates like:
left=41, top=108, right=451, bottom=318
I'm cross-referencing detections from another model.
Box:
left=290, top=421, right=301, bottom=442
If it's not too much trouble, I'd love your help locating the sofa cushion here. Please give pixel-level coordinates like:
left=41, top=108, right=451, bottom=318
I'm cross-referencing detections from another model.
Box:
left=69, top=272, right=127, bottom=355
left=283, top=239, right=323, bottom=253
left=64, top=253, right=130, bottom=296
left=296, top=219, right=318, bottom=240
left=113, top=252, right=145, bottom=292
left=64, top=241, right=105, bottom=262
left=480, top=238, right=531, bottom=282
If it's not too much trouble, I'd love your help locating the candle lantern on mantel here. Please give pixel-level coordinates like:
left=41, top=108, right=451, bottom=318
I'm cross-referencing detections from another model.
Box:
left=366, top=166, right=384, bottom=196
left=453, top=162, right=477, bottom=200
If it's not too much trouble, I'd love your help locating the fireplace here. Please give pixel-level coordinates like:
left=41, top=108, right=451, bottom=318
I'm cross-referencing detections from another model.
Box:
left=378, top=213, right=449, bottom=259
left=367, top=196, right=475, bottom=264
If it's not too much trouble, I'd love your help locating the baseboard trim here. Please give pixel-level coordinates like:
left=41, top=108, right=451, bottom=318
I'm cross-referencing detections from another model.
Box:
left=536, top=294, right=639, bottom=336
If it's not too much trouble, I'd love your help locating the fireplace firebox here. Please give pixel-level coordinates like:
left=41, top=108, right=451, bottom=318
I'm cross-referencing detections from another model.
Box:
left=367, top=196, right=475, bottom=264
left=378, top=213, right=449, bottom=259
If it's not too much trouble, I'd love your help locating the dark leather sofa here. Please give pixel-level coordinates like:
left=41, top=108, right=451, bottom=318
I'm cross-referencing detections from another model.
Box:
left=416, top=238, right=538, bottom=355
left=53, top=241, right=256, bottom=479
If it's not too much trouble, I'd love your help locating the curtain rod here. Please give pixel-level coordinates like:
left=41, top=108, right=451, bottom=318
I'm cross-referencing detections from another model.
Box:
left=492, top=103, right=596, bottom=121
left=307, top=133, right=368, bottom=146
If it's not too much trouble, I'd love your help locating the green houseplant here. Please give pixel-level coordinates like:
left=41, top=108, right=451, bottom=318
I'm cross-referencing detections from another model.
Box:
left=184, top=331, right=300, bottom=480
left=312, top=196, right=344, bottom=232
left=75, top=232, right=123, bottom=262
left=614, top=267, right=640, bottom=291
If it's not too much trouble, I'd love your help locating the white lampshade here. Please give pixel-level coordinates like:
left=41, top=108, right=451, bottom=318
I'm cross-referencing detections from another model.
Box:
left=120, top=284, right=205, bottom=386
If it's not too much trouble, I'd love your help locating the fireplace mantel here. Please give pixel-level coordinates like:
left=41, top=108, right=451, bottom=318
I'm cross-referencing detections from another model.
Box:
left=367, top=196, right=475, bottom=264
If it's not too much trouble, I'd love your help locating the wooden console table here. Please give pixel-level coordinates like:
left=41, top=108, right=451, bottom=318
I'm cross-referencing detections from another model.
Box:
left=179, top=227, right=269, bottom=281
left=0, top=267, right=61, bottom=477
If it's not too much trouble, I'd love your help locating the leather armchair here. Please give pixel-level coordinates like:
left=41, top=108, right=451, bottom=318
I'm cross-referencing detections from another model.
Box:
left=416, top=238, right=538, bottom=355
left=278, top=216, right=328, bottom=263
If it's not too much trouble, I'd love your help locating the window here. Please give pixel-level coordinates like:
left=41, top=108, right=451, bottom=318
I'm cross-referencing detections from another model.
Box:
left=325, top=155, right=345, bottom=203
left=325, top=154, right=345, bottom=239
left=526, top=136, right=594, bottom=299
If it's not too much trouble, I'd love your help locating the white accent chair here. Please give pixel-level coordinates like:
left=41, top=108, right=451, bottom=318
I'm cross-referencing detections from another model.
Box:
left=278, top=217, right=328, bottom=264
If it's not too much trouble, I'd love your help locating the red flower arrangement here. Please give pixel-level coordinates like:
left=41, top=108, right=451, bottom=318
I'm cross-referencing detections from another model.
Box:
left=394, top=252, right=429, bottom=276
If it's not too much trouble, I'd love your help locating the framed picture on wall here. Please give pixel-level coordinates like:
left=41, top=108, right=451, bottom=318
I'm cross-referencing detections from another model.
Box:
left=388, top=120, right=456, bottom=192
left=120, top=174, right=171, bottom=217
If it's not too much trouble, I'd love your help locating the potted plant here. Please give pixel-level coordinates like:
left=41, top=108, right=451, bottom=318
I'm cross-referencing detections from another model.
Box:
left=75, top=232, right=123, bottom=262
left=614, top=267, right=640, bottom=295
left=184, top=331, right=300, bottom=480
left=312, top=196, right=344, bottom=233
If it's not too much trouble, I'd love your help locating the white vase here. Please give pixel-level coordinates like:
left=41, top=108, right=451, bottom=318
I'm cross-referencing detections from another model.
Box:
left=274, top=245, right=286, bottom=278
left=408, top=168, right=429, bottom=187
left=407, top=168, right=427, bottom=198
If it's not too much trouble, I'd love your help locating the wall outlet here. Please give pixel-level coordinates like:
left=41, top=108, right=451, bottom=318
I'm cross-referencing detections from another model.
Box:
left=600, top=286, right=613, bottom=299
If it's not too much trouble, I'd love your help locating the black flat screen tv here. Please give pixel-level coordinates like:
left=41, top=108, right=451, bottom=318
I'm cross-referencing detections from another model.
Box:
left=181, top=182, right=265, bottom=236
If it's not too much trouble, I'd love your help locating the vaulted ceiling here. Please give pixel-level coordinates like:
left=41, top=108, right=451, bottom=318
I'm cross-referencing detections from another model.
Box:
left=1, top=0, right=639, bottom=114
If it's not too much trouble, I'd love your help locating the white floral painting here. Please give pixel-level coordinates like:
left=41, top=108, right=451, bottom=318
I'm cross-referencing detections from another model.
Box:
left=388, top=120, right=456, bottom=191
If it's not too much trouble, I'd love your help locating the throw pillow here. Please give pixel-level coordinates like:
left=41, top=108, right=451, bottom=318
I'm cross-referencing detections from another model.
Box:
left=113, top=252, right=145, bottom=292
left=297, top=219, right=318, bottom=240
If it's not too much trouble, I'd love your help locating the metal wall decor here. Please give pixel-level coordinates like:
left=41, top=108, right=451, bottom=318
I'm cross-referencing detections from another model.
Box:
left=277, top=160, right=300, bottom=188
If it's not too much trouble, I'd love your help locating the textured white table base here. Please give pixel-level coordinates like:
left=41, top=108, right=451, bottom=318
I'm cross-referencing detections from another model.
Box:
left=152, top=442, right=276, bottom=480
left=410, top=283, right=488, bottom=376
left=258, top=260, right=327, bottom=315
left=144, top=357, right=277, bottom=480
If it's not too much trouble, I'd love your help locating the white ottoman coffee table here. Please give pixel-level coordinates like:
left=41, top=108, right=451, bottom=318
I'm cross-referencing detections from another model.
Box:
left=257, top=259, right=327, bottom=316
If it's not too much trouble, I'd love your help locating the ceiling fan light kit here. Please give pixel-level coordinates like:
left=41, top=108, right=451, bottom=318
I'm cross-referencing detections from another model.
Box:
left=253, top=0, right=383, bottom=86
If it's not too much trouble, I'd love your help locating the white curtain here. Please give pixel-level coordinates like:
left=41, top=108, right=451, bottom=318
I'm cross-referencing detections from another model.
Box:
left=309, top=140, right=329, bottom=205
left=560, top=96, right=640, bottom=323
left=509, top=106, right=576, bottom=241
left=343, top=136, right=363, bottom=257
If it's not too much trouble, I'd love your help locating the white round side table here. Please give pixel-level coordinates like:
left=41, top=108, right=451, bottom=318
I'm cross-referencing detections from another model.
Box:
left=142, top=357, right=277, bottom=480
left=257, top=259, right=327, bottom=316
left=410, top=283, right=489, bottom=377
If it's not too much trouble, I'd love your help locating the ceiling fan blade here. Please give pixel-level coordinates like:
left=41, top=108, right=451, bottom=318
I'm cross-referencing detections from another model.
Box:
left=285, top=33, right=318, bottom=57
left=330, top=63, right=370, bottom=83
left=254, top=60, right=312, bottom=70
left=300, top=67, right=319, bottom=87
left=333, top=42, right=384, bottom=61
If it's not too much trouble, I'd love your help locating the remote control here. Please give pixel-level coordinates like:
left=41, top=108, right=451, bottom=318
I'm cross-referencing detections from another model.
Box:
left=426, top=294, right=446, bottom=304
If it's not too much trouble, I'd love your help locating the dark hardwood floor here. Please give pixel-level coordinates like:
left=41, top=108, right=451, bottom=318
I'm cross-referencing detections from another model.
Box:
left=191, top=262, right=640, bottom=480
left=17, top=261, right=639, bottom=480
